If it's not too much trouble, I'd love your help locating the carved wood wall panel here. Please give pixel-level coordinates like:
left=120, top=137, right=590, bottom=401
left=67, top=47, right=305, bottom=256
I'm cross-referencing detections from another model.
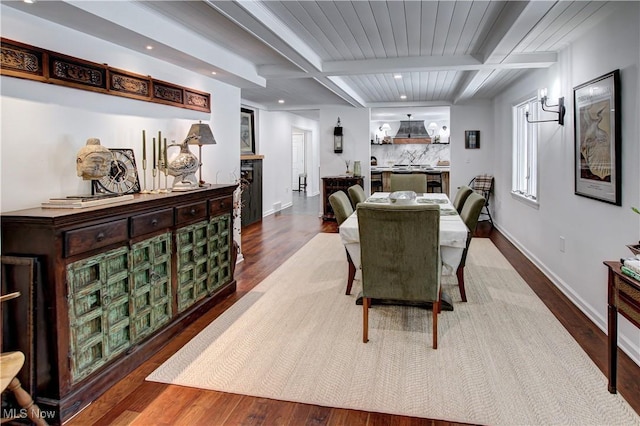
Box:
left=0, top=38, right=211, bottom=113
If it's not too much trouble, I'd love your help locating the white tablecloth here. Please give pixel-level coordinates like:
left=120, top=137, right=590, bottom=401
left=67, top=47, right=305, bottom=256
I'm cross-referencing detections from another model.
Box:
left=338, top=193, right=468, bottom=275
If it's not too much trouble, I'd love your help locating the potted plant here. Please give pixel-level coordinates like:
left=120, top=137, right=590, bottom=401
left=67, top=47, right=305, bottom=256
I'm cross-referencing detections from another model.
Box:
left=629, top=207, right=640, bottom=255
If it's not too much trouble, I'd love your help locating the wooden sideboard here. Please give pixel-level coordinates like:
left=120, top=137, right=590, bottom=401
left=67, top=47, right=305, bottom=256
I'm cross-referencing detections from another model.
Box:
left=604, top=261, right=640, bottom=394
left=1, top=185, right=237, bottom=424
left=322, top=176, right=364, bottom=221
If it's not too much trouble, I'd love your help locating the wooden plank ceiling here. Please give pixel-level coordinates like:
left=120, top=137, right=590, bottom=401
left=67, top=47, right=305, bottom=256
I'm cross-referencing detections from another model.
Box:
left=4, top=0, right=615, bottom=111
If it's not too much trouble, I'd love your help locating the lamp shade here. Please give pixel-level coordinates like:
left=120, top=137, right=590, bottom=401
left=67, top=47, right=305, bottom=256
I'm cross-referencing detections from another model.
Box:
left=187, top=121, right=216, bottom=145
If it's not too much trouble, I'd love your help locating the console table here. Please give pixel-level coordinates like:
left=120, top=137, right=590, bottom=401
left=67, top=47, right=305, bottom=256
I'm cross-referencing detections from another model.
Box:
left=603, top=261, right=640, bottom=394
left=1, top=185, right=237, bottom=424
left=322, top=176, right=364, bottom=221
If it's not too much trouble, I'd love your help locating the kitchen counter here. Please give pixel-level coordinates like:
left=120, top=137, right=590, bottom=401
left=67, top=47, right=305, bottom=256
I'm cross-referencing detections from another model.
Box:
left=370, top=166, right=451, bottom=195
left=371, top=165, right=450, bottom=173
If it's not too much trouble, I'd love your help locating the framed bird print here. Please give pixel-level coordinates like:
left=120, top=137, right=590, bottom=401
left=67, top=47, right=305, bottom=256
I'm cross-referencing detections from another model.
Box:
left=573, top=70, right=621, bottom=205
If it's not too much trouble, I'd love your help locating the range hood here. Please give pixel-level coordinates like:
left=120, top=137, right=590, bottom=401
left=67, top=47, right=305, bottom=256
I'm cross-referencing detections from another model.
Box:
left=394, top=119, right=428, bottom=138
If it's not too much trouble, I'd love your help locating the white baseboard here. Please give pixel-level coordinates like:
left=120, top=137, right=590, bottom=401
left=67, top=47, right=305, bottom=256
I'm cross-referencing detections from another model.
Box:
left=495, top=224, right=640, bottom=367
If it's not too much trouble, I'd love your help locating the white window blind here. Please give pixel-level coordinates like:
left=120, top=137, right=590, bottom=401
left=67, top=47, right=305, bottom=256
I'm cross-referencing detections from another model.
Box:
left=512, top=98, right=538, bottom=201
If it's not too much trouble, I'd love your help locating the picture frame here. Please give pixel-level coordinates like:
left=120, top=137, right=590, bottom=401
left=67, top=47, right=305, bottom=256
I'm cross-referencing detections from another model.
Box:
left=241, top=108, right=255, bottom=155
left=465, top=130, right=480, bottom=149
left=573, top=69, right=621, bottom=205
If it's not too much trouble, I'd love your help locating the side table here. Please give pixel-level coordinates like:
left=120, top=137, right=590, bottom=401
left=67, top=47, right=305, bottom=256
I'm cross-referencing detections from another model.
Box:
left=603, top=261, right=640, bottom=393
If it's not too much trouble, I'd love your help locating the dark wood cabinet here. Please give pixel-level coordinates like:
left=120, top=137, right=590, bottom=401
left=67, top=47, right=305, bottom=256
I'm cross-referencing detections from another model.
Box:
left=241, top=159, right=263, bottom=227
left=1, top=185, right=237, bottom=424
left=604, top=261, right=640, bottom=394
left=322, top=176, right=364, bottom=221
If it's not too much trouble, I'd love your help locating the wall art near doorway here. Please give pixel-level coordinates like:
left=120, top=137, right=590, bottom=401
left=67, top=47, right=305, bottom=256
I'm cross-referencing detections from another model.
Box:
left=573, top=69, right=621, bottom=205
left=241, top=108, right=256, bottom=155
left=465, top=130, right=480, bottom=149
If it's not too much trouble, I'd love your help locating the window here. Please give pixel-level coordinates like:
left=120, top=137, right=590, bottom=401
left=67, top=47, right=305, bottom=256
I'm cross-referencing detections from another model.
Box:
left=512, top=97, right=538, bottom=203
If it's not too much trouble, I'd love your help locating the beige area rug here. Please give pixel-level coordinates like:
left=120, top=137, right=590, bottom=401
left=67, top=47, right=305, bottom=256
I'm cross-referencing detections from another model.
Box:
left=147, top=233, right=639, bottom=425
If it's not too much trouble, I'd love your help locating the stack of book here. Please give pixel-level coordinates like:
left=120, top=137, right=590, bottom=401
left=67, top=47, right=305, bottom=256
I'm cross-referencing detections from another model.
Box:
left=621, top=256, right=640, bottom=281
left=42, top=194, right=134, bottom=209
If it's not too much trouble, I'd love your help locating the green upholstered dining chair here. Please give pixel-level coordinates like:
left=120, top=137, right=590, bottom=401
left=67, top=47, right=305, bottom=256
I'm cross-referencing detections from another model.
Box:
left=347, top=184, right=366, bottom=209
left=329, top=190, right=357, bottom=295
left=328, top=190, right=354, bottom=226
left=357, top=203, right=442, bottom=349
left=452, top=185, right=473, bottom=214
left=389, top=173, right=428, bottom=193
left=456, top=192, right=486, bottom=302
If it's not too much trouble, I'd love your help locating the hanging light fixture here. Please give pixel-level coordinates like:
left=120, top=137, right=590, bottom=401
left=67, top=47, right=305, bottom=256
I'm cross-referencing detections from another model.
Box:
left=333, top=117, right=343, bottom=153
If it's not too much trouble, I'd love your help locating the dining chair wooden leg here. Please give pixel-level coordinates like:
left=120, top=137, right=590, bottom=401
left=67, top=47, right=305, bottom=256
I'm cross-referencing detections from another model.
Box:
left=456, top=265, right=467, bottom=302
left=432, top=300, right=439, bottom=349
left=363, top=297, right=369, bottom=343
left=346, top=249, right=356, bottom=295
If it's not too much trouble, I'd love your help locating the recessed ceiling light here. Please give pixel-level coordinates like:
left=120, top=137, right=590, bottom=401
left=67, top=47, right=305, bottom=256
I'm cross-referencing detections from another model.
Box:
left=23, top=0, right=35, bottom=3
left=394, top=74, right=402, bottom=79
left=146, top=45, right=153, bottom=50
left=278, top=99, right=285, bottom=104
left=400, top=95, right=407, bottom=99
left=211, top=71, right=217, bottom=75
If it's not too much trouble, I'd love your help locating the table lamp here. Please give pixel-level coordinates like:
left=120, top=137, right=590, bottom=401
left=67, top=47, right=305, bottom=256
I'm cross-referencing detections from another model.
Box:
left=186, top=121, right=217, bottom=186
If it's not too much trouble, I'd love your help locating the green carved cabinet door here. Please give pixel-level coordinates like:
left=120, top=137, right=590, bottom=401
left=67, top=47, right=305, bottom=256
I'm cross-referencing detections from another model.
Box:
left=176, top=214, right=232, bottom=313
left=67, top=246, right=131, bottom=383
left=176, top=220, right=210, bottom=312
left=208, top=214, right=231, bottom=293
left=130, top=233, right=172, bottom=342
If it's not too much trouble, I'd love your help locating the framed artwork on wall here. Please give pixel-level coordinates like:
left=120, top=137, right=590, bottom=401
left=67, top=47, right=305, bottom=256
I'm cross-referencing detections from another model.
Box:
left=573, top=69, right=621, bottom=205
left=465, top=130, right=480, bottom=149
left=241, top=108, right=255, bottom=155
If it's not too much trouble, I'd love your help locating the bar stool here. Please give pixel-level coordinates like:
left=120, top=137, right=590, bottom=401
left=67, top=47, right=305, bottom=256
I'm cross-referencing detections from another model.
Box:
left=371, top=172, right=383, bottom=193
left=298, top=173, right=307, bottom=192
left=426, top=171, right=443, bottom=193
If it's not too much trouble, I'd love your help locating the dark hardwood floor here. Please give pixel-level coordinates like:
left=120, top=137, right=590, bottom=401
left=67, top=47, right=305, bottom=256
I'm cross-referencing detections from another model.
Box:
left=66, top=211, right=640, bottom=426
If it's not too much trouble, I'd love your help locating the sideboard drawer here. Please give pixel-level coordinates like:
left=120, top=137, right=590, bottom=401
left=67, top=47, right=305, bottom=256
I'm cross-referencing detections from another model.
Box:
left=209, top=195, right=232, bottom=217
left=175, top=201, right=207, bottom=225
left=130, top=208, right=174, bottom=238
left=64, top=219, right=128, bottom=257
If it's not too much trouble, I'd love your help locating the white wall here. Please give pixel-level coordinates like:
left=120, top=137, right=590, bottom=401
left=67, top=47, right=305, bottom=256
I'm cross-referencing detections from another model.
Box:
left=450, top=100, right=495, bottom=197
left=0, top=6, right=241, bottom=215
left=254, top=109, right=320, bottom=215
left=491, top=2, right=640, bottom=364
left=319, top=107, right=371, bottom=212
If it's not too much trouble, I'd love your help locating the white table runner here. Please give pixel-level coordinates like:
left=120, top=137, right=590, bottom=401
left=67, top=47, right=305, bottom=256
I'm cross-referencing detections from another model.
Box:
left=339, top=193, right=468, bottom=275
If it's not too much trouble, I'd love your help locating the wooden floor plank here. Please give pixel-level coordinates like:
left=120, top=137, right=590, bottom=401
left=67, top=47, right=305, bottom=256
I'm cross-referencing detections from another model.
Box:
left=223, top=396, right=297, bottom=425
left=65, top=213, right=639, bottom=426
left=327, top=408, right=369, bottom=425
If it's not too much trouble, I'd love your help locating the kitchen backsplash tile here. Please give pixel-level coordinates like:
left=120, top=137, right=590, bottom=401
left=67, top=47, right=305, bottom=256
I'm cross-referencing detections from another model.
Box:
left=371, top=143, right=450, bottom=166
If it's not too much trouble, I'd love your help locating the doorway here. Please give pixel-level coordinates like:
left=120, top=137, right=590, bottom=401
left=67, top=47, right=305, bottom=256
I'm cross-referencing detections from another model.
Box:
left=291, top=128, right=306, bottom=194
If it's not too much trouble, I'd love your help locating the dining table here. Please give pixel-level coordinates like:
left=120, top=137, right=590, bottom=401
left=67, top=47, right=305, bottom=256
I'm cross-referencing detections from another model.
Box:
left=338, top=192, right=469, bottom=310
